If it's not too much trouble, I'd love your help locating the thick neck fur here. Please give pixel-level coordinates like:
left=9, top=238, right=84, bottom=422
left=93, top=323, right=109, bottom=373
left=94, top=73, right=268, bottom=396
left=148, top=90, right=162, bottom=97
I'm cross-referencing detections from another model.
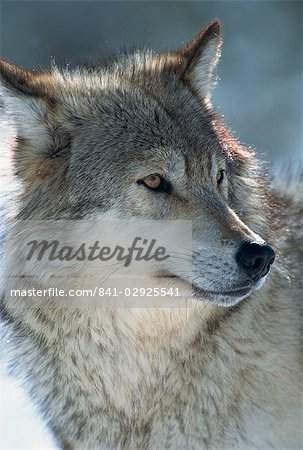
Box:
left=2, top=265, right=302, bottom=449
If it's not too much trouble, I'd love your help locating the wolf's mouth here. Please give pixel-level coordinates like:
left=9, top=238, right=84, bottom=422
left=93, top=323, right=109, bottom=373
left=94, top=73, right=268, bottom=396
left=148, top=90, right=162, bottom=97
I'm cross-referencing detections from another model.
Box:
left=195, top=286, right=251, bottom=297
left=157, top=273, right=254, bottom=306
left=191, top=285, right=252, bottom=306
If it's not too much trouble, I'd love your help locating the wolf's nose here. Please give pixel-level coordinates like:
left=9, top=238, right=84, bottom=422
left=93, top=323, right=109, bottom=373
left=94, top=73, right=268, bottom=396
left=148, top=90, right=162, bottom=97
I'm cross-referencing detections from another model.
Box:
left=236, top=242, right=275, bottom=279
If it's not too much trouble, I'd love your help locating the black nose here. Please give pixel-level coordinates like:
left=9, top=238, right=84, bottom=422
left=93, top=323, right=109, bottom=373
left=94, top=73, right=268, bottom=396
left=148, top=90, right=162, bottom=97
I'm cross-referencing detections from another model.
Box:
left=236, top=242, right=275, bottom=280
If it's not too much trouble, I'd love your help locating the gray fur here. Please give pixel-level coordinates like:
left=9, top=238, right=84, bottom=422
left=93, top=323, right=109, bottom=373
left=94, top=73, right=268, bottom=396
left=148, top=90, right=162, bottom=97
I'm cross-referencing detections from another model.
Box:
left=0, top=20, right=302, bottom=449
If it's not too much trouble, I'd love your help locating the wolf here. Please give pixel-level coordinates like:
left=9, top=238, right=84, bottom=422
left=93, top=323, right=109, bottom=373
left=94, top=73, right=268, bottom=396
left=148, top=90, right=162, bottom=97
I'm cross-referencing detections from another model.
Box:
left=0, top=20, right=302, bottom=449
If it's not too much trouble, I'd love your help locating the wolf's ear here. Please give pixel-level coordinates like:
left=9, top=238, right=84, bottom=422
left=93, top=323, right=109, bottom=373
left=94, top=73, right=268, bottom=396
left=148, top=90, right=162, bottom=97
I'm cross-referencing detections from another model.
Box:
left=172, top=20, right=222, bottom=103
left=0, top=59, right=56, bottom=98
left=0, top=59, right=70, bottom=180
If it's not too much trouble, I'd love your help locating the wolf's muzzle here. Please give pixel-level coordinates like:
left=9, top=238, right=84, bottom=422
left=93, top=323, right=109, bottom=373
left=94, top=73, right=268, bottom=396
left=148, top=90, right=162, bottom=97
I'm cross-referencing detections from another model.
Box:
left=236, top=242, right=275, bottom=281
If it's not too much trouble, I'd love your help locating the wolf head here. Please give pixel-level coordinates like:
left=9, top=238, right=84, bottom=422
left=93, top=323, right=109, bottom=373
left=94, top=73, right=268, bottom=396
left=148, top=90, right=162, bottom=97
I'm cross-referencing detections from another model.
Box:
left=0, top=20, right=275, bottom=306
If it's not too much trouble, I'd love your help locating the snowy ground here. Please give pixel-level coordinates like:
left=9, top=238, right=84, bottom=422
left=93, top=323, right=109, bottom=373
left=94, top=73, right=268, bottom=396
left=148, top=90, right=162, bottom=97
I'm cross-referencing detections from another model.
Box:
left=0, top=371, right=56, bottom=449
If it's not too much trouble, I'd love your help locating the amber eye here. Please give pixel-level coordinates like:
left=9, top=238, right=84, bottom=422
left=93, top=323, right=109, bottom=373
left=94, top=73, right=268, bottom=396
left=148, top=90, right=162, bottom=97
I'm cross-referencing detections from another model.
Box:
left=217, top=169, right=225, bottom=186
left=141, top=174, right=162, bottom=189
left=137, top=174, right=172, bottom=193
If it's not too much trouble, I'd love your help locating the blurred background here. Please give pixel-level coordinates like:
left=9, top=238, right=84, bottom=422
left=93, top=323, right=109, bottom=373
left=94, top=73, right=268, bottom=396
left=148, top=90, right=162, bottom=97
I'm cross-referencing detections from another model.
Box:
left=0, top=1, right=302, bottom=449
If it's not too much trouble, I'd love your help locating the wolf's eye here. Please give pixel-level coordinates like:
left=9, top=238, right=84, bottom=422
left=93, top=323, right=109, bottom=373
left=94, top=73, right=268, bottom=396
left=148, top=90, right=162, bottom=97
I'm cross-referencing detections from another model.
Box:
left=217, top=169, right=225, bottom=186
left=137, top=174, right=172, bottom=193
left=140, top=174, right=161, bottom=189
